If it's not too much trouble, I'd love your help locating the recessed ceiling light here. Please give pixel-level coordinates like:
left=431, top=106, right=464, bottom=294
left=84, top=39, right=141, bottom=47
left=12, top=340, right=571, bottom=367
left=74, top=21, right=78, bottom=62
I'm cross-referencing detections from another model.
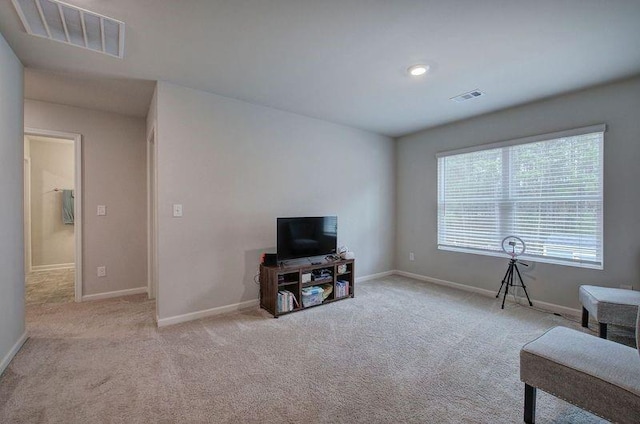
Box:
left=408, top=64, right=429, bottom=76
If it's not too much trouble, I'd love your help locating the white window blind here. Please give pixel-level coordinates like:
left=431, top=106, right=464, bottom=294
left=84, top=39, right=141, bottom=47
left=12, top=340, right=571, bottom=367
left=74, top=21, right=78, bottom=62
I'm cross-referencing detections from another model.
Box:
left=437, top=125, right=604, bottom=269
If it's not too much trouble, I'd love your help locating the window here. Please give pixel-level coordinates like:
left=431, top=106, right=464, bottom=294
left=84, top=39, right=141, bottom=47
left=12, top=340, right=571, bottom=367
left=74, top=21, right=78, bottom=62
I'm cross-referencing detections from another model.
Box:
left=437, top=125, right=604, bottom=269
left=323, top=216, right=338, bottom=235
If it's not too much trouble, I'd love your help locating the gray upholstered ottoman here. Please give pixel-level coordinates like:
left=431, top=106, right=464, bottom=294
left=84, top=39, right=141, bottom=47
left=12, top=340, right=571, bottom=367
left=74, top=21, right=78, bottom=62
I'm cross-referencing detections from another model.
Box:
left=579, top=285, right=640, bottom=339
left=520, top=326, right=640, bottom=424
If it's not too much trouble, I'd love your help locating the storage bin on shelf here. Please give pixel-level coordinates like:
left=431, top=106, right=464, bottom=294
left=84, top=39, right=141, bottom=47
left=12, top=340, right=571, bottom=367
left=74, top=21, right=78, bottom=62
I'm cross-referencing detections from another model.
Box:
left=336, top=280, right=349, bottom=298
left=301, top=286, right=324, bottom=307
left=320, top=283, right=333, bottom=300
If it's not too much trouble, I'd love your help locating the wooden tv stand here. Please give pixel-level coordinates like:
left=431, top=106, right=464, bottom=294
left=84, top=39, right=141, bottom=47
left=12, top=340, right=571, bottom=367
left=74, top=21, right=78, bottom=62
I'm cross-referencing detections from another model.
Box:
left=259, top=259, right=354, bottom=317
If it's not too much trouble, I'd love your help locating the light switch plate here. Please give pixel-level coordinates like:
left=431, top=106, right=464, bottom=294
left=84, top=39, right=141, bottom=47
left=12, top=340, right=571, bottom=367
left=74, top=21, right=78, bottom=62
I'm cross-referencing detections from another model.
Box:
left=173, top=204, right=183, bottom=217
left=97, top=205, right=106, bottom=216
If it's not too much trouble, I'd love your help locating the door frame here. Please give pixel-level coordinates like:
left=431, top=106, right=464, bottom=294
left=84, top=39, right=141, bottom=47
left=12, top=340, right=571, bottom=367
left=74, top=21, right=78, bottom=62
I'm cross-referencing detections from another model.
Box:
left=23, top=155, right=31, bottom=275
left=24, top=127, right=83, bottom=302
left=147, top=126, right=158, bottom=301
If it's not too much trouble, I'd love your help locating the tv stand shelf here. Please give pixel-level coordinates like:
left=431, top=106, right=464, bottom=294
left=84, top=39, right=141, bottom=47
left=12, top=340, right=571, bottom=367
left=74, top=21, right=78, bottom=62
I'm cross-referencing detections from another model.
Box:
left=260, top=259, right=354, bottom=317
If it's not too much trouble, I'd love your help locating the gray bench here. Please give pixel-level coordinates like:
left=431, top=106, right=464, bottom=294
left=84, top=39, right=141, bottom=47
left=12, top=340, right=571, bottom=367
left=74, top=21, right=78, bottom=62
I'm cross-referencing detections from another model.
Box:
left=520, top=318, right=640, bottom=423
left=579, top=285, right=640, bottom=339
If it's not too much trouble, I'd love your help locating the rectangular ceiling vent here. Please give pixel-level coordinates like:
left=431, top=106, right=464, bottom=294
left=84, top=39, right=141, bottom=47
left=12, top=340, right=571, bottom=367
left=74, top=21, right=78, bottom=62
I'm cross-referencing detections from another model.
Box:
left=12, top=0, right=125, bottom=58
left=450, top=89, right=485, bottom=103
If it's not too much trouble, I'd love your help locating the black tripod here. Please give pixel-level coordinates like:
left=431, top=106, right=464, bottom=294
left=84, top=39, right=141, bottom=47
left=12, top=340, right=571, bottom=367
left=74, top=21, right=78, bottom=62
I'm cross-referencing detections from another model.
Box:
left=496, top=258, right=533, bottom=309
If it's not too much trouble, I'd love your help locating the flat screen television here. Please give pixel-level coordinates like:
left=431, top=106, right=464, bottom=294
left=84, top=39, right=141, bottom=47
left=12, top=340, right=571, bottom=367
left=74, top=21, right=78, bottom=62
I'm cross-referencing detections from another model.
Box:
left=277, top=216, right=337, bottom=261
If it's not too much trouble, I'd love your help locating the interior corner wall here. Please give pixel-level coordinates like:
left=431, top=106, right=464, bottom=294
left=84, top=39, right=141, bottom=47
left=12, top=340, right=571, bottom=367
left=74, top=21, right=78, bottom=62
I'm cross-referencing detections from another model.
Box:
left=24, top=100, right=147, bottom=297
left=146, top=84, right=157, bottom=139
left=0, top=33, right=25, bottom=373
left=396, top=76, right=640, bottom=310
left=155, top=81, right=395, bottom=320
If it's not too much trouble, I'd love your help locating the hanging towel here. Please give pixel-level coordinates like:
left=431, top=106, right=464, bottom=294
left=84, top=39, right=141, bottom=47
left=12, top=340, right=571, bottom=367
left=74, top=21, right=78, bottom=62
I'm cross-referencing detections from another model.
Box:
left=62, top=189, right=74, bottom=225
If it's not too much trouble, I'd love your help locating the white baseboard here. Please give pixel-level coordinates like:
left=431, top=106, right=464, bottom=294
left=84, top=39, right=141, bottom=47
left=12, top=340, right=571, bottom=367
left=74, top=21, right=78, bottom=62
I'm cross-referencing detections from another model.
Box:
left=356, top=270, right=395, bottom=283
left=0, top=332, right=27, bottom=377
left=395, top=270, right=497, bottom=297
left=156, top=268, right=580, bottom=327
left=521, top=296, right=582, bottom=318
left=82, top=286, right=147, bottom=301
left=394, top=270, right=581, bottom=318
left=157, top=299, right=259, bottom=328
left=31, top=263, right=75, bottom=272
left=155, top=270, right=394, bottom=328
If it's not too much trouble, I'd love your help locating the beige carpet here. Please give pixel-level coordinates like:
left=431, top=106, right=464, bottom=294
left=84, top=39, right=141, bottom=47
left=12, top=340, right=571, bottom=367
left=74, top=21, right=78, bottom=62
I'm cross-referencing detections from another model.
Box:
left=25, top=269, right=75, bottom=305
left=0, top=276, right=615, bottom=423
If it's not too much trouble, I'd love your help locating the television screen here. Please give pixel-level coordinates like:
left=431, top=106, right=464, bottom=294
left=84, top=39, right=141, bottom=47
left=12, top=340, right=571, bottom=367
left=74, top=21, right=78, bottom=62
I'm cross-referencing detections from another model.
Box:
left=277, top=216, right=337, bottom=261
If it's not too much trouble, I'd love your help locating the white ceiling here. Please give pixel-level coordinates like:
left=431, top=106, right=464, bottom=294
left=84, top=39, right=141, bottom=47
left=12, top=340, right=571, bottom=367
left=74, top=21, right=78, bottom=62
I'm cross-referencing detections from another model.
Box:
left=2, top=0, right=640, bottom=137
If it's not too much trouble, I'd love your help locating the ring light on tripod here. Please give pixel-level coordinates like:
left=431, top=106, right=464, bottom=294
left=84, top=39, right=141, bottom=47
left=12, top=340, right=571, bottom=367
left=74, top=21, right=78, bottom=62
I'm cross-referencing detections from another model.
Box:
left=496, top=236, right=533, bottom=309
left=501, top=236, right=525, bottom=258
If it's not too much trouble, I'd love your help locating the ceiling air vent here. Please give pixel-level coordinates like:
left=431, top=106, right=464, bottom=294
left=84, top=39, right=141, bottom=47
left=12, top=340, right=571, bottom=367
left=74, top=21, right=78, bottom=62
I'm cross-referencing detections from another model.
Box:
left=11, top=0, right=125, bottom=58
left=450, top=89, right=485, bottom=103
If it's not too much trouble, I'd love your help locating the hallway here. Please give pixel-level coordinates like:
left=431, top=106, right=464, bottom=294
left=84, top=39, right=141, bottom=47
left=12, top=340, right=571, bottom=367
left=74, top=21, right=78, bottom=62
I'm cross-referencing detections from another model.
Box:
left=25, top=269, right=74, bottom=305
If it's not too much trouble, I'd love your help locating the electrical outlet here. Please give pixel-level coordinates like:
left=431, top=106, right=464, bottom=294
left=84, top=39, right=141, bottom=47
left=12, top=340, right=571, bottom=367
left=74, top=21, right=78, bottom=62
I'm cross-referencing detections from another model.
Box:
left=97, top=266, right=106, bottom=277
left=97, top=205, right=106, bottom=216
left=409, top=252, right=415, bottom=261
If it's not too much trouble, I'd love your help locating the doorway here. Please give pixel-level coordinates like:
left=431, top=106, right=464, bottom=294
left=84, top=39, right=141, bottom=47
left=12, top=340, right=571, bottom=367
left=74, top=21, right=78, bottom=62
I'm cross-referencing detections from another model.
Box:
left=24, top=128, right=82, bottom=304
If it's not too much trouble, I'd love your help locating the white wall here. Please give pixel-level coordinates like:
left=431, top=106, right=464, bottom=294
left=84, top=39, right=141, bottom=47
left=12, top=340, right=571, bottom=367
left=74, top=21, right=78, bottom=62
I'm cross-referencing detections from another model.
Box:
left=397, top=76, right=640, bottom=310
left=155, top=82, right=395, bottom=320
left=24, top=100, right=147, bottom=296
left=0, top=33, right=25, bottom=374
left=28, top=137, right=75, bottom=268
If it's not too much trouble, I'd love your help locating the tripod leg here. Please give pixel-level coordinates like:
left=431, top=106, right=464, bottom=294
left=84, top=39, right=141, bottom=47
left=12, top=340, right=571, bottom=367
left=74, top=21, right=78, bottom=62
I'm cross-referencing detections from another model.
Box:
left=501, top=263, right=512, bottom=309
left=514, top=264, right=533, bottom=306
left=496, top=265, right=510, bottom=298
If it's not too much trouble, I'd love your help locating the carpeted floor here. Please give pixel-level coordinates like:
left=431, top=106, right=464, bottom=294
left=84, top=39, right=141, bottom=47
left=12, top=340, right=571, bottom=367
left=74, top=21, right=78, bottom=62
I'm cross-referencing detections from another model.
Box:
left=0, top=275, right=620, bottom=423
left=25, top=269, right=75, bottom=305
